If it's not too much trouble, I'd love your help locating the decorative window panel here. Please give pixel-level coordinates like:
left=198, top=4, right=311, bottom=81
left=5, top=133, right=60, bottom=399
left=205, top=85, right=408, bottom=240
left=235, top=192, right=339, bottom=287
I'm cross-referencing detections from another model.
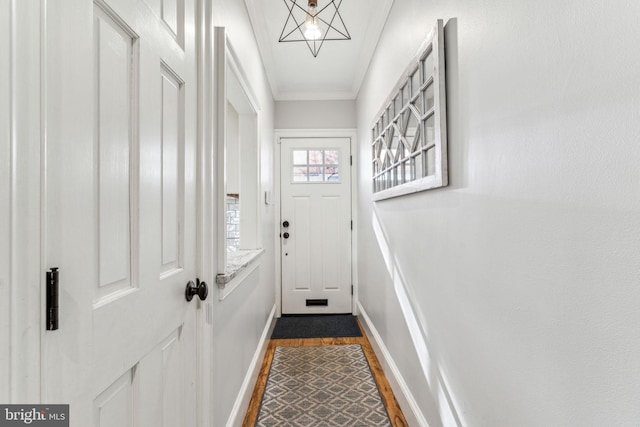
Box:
left=371, top=20, right=447, bottom=201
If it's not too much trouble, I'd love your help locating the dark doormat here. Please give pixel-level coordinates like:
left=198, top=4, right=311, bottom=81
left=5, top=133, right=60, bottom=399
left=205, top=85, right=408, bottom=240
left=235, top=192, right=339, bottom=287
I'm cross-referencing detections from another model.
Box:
left=271, top=314, right=362, bottom=339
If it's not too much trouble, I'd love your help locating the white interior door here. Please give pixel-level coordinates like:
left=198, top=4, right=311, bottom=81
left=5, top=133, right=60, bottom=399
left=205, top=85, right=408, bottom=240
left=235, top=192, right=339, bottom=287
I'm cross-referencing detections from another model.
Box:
left=43, top=0, right=200, bottom=425
left=280, top=138, right=352, bottom=314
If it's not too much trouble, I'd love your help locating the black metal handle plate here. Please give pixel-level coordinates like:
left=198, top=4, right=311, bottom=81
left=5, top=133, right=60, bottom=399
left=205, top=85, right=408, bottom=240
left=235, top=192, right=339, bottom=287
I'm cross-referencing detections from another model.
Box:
left=185, top=279, right=208, bottom=302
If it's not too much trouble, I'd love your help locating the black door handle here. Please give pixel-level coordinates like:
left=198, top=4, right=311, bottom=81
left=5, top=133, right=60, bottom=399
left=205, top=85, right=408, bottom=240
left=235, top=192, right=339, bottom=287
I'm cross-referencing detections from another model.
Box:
left=283, top=220, right=290, bottom=228
left=283, top=232, right=290, bottom=239
left=185, top=279, right=208, bottom=302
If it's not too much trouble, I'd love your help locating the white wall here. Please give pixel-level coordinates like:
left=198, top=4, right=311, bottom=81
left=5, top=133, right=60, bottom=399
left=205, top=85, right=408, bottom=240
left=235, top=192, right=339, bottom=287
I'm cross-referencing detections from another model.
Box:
left=275, top=100, right=357, bottom=129
left=226, top=101, right=240, bottom=194
left=356, top=1, right=640, bottom=426
left=239, top=112, right=259, bottom=249
left=209, top=2, right=276, bottom=426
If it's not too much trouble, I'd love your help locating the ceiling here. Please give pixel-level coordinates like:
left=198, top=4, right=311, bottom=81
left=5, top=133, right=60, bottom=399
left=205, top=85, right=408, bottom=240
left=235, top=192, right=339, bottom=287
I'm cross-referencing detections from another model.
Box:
left=244, top=0, right=394, bottom=101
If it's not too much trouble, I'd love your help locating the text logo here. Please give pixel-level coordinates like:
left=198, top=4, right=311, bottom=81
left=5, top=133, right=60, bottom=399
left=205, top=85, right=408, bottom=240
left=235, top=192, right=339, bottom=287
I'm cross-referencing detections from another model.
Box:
left=0, top=405, right=68, bottom=427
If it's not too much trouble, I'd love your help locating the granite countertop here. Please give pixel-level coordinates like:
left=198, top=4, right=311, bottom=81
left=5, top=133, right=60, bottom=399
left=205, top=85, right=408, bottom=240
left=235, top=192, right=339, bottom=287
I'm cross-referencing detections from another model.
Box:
left=216, top=248, right=265, bottom=285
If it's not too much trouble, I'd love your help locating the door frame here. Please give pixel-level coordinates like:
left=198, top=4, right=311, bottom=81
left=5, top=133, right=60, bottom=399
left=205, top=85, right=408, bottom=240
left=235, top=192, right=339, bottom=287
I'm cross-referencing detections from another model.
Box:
left=196, top=0, right=214, bottom=426
left=274, top=129, right=359, bottom=318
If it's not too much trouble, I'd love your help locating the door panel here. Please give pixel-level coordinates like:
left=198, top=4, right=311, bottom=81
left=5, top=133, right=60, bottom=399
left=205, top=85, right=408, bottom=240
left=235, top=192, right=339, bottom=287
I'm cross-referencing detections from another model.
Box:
left=160, top=64, right=185, bottom=276
left=281, top=138, right=352, bottom=314
left=95, top=4, right=135, bottom=295
left=320, top=195, right=341, bottom=290
left=43, top=0, right=198, bottom=425
left=292, top=196, right=311, bottom=290
left=136, top=326, right=188, bottom=426
left=93, top=370, right=135, bottom=427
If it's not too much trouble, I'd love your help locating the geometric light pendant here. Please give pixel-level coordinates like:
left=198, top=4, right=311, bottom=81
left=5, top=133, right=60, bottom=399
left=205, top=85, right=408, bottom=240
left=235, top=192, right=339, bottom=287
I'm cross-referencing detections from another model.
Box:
left=279, top=0, right=351, bottom=57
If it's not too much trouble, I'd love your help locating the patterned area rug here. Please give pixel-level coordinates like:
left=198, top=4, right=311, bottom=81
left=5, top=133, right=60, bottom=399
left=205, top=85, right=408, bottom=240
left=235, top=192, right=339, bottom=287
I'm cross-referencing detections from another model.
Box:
left=255, top=344, right=392, bottom=426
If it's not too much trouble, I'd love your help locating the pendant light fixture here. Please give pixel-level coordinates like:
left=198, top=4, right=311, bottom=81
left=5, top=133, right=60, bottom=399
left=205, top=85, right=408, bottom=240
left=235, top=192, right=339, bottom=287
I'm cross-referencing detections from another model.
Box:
left=279, top=0, right=351, bottom=57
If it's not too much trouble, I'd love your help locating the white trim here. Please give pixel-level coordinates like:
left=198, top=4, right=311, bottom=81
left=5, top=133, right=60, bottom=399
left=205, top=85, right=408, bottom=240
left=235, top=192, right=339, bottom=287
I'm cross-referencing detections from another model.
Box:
left=357, top=302, right=430, bottom=427
left=273, top=136, right=282, bottom=317
left=274, top=90, right=357, bottom=102
left=214, top=27, right=227, bottom=275
left=0, top=0, right=13, bottom=403
left=241, top=0, right=278, bottom=101
left=225, top=304, right=277, bottom=427
left=275, top=129, right=358, bottom=137
left=350, top=0, right=395, bottom=99
left=372, top=174, right=445, bottom=201
left=196, top=1, right=215, bottom=425
left=226, top=39, right=261, bottom=113
left=273, top=129, right=358, bottom=316
left=349, top=132, right=359, bottom=315
left=215, top=27, right=263, bottom=279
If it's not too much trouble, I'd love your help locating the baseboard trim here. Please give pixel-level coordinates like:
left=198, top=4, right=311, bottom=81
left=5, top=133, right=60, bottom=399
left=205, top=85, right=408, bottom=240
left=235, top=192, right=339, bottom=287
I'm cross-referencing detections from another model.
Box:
left=357, top=302, right=429, bottom=427
left=225, top=304, right=277, bottom=427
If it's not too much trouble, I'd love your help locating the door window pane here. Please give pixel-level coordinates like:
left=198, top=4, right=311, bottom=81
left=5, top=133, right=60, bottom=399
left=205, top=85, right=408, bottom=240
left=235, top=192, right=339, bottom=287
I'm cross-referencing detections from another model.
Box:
left=309, top=150, right=323, bottom=165
left=293, top=150, right=307, bottom=164
left=293, top=166, right=308, bottom=182
left=325, top=166, right=339, bottom=181
left=291, top=149, right=342, bottom=182
left=308, top=167, right=322, bottom=181
left=325, top=150, right=339, bottom=164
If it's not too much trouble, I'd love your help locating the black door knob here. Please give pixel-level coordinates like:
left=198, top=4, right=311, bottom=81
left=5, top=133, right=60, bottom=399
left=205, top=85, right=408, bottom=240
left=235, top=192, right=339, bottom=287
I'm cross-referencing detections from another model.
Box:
left=283, top=232, right=290, bottom=239
left=283, top=220, right=290, bottom=228
left=185, top=279, right=209, bottom=302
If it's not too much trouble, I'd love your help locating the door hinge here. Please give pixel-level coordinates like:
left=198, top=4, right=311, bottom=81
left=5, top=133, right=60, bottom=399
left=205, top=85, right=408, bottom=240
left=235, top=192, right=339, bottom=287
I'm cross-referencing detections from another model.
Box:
left=46, top=267, right=59, bottom=331
left=350, top=155, right=352, bottom=166
left=350, top=220, right=353, bottom=230
left=351, top=285, right=354, bottom=295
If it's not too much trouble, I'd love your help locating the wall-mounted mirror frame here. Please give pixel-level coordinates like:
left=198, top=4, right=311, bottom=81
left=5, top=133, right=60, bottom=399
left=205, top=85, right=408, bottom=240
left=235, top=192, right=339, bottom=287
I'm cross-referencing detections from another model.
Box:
left=371, top=19, right=447, bottom=201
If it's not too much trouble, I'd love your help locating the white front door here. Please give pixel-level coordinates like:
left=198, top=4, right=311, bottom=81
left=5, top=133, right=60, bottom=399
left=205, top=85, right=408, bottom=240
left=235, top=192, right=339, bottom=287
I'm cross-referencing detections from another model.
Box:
left=43, top=0, right=200, bottom=425
left=280, top=138, right=352, bottom=314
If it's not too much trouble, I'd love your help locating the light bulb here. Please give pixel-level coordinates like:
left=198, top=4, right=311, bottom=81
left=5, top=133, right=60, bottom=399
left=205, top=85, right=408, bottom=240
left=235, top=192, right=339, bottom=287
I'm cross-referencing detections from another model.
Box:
left=304, top=5, right=321, bottom=40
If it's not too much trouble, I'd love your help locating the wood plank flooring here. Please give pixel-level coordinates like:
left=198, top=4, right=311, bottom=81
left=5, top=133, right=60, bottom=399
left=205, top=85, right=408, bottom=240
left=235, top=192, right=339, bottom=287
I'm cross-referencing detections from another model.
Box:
left=242, top=318, right=408, bottom=427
